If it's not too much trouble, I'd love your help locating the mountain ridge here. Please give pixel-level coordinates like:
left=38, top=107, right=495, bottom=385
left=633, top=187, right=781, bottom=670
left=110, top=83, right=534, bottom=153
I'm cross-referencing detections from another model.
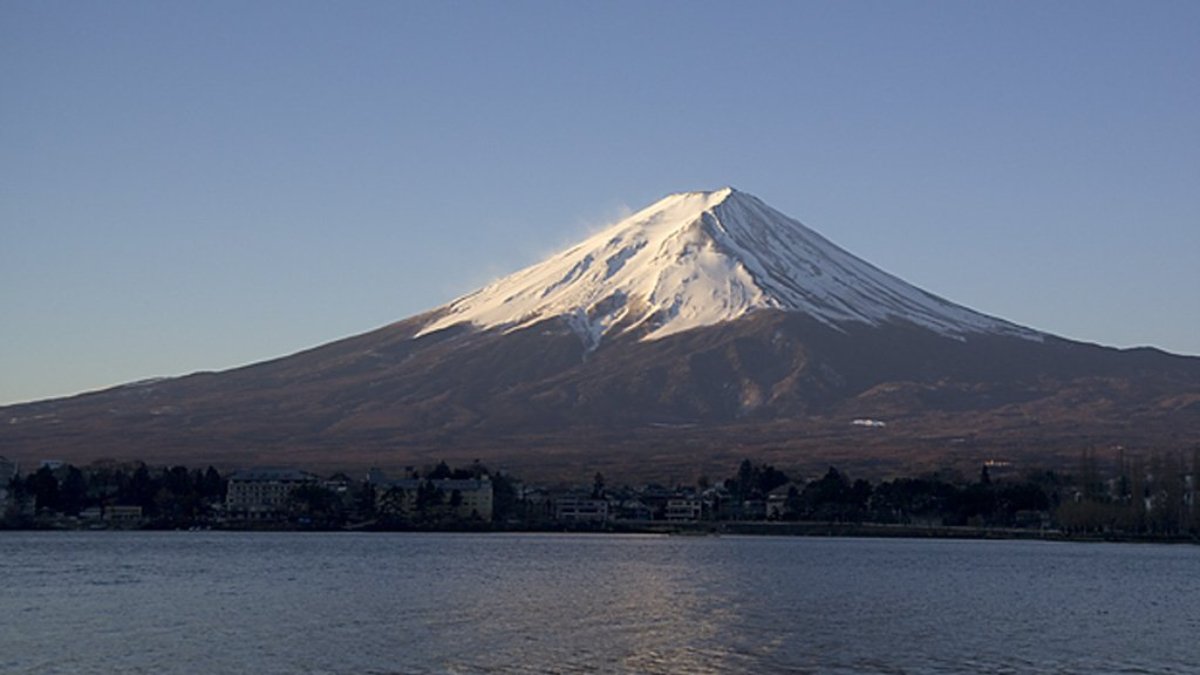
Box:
left=1, top=189, right=1196, bottom=481
left=418, top=188, right=1041, bottom=349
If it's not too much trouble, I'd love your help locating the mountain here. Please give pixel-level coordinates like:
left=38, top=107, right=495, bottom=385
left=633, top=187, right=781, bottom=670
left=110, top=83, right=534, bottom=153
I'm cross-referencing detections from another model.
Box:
left=419, top=188, right=1039, bottom=346
left=3, top=188, right=1198, bottom=481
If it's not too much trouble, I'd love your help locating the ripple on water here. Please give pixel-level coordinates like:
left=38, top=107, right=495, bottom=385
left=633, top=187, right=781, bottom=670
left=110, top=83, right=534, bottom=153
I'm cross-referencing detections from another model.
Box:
left=1, top=533, right=1198, bottom=674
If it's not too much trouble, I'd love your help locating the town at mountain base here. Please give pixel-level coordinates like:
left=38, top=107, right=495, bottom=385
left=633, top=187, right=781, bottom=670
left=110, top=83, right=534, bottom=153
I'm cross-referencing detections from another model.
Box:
left=5, top=455, right=1197, bottom=543
left=2, top=189, right=1197, bottom=481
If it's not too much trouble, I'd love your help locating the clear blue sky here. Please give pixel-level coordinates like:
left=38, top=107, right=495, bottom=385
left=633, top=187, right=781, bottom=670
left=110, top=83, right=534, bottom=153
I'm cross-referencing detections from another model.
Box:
left=3, top=1, right=1198, bottom=405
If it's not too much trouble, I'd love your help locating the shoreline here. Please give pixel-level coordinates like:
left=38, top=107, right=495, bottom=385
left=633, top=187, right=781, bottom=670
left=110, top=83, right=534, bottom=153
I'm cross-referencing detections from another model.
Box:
left=540, top=520, right=1200, bottom=545
left=9, top=520, right=1198, bottom=545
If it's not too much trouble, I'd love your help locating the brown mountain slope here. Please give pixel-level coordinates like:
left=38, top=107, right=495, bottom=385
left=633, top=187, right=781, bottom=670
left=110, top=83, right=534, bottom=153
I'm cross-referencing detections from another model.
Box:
left=3, top=310, right=1197, bottom=482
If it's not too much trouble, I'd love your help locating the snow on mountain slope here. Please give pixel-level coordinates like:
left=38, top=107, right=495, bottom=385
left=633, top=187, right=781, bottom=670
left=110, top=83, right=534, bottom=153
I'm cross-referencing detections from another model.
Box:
left=418, top=188, right=1042, bottom=347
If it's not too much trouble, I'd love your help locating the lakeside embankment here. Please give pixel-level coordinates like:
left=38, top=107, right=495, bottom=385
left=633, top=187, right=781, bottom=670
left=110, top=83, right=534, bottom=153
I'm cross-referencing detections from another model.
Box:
left=10, top=508, right=1199, bottom=543
left=527, top=520, right=1200, bottom=544
left=201, top=518, right=1200, bottom=544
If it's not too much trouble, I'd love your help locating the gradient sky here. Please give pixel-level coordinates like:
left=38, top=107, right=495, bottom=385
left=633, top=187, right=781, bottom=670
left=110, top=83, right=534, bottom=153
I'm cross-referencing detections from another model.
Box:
left=3, top=1, right=1198, bottom=405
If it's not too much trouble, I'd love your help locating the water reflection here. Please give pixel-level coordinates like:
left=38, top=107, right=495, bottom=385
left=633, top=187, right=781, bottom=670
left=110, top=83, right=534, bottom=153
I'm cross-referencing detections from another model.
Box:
left=1, top=533, right=1197, bottom=674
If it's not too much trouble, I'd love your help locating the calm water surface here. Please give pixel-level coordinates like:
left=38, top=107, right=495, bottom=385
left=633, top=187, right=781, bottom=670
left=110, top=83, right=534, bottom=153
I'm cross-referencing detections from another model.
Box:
left=1, top=532, right=1197, bottom=674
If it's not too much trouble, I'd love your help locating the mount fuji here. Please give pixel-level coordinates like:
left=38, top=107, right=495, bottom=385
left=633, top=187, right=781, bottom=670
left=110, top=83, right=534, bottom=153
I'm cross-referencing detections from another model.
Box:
left=420, top=188, right=1039, bottom=346
left=3, top=189, right=1197, bottom=480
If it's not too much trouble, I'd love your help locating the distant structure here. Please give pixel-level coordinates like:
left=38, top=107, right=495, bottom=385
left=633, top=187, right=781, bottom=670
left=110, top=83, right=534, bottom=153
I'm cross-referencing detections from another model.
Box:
left=226, top=468, right=319, bottom=520
left=664, top=497, right=702, bottom=522
left=766, top=483, right=802, bottom=519
left=104, top=505, right=144, bottom=527
left=368, top=470, right=494, bottom=521
left=554, top=496, right=609, bottom=523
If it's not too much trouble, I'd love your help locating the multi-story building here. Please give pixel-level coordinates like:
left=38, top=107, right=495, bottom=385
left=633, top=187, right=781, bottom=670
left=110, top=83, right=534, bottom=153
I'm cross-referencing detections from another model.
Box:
left=226, top=468, right=319, bottom=520
left=370, top=474, right=494, bottom=521
left=665, top=497, right=702, bottom=522
left=104, top=505, right=145, bottom=527
left=555, top=496, right=609, bottom=522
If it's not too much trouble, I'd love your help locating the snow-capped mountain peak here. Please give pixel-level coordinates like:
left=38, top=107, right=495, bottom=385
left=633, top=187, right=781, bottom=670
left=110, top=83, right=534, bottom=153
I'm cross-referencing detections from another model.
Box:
left=417, top=188, right=1040, bottom=347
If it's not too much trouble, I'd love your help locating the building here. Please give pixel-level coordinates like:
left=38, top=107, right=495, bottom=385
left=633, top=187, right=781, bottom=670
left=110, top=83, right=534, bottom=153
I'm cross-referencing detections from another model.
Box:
left=701, top=486, right=735, bottom=520
left=79, top=506, right=104, bottom=521
left=226, top=468, right=319, bottom=520
left=767, top=483, right=802, bottom=520
left=555, top=496, right=609, bottom=522
left=370, top=474, right=494, bottom=521
left=518, top=486, right=555, bottom=522
left=104, top=505, right=144, bottom=526
left=665, top=497, right=702, bottom=522
left=639, top=484, right=674, bottom=519
left=616, top=498, right=654, bottom=521
left=741, top=498, right=767, bottom=521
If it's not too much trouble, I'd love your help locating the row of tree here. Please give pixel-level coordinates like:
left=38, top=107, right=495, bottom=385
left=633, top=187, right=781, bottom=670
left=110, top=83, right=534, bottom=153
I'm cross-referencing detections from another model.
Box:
left=722, top=450, right=1198, bottom=535
left=3, top=459, right=520, bottom=529
left=6, top=450, right=1196, bottom=536
left=5, top=462, right=225, bottom=527
left=1056, top=448, right=1200, bottom=535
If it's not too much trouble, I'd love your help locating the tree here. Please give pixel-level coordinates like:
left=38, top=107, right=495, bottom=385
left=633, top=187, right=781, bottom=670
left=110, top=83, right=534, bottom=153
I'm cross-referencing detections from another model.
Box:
left=784, top=485, right=802, bottom=520
left=1079, top=448, right=1103, bottom=502
left=30, top=466, right=60, bottom=512
left=163, top=466, right=192, bottom=496
left=353, top=481, right=377, bottom=519
left=734, top=459, right=755, bottom=500
left=800, top=468, right=868, bottom=522
left=871, top=476, right=958, bottom=524
left=59, top=466, right=88, bottom=516
left=122, top=464, right=157, bottom=512
left=287, top=484, right=342, bottom=525
left=1150, top=452, right=1185, bottom=535
left=377, top=486, right=408, bottom=520
left=3, top=474, right=33, bottom=527
left=1191, top=447, right=1200, bottom=535
left=491, top=472, right=517, bottom=523
left=994, top=482, right=1050, bottom=524
left=954, top=482, right=997, bottom=526
left=727, top=459, right=789, bottom=502
left=201, top=466, right=225, bottom=501
left=758, top=465, right=790, bottom=496
left=416, top=480, right=444, bottom=512
left=805, top=468, right=849, bottom=506
left=1130, top=456, right=1148, bottom=533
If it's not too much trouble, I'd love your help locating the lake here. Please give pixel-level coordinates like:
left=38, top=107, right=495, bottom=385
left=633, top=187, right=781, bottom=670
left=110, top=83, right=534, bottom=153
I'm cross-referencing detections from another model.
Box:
left=1, top=532, right=1197, bottom=673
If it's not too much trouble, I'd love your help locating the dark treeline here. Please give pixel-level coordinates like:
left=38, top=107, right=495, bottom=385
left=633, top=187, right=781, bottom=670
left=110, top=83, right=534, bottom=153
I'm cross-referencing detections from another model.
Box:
left=4, top=449, right=1197, bottom=539
left=1055, top=448, right=1200, bottom=536
left=723, top=460, right=1053, bottom=527
left=4, top=461, right=226, bottom=528
left=721, top=449, right=1198, bottom=537
left=1, top=458, right=518, bottom=531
